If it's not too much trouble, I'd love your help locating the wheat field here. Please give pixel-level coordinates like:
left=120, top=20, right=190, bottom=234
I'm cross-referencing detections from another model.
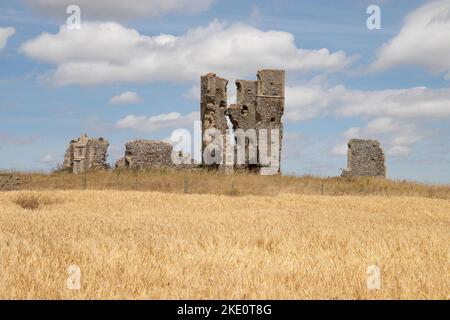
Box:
left=0, top=190, right=448, bottom=299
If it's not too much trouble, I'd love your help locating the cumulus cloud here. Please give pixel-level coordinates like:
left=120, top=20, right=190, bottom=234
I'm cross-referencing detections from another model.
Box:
left=109, top=91, right=143, bottom=105
left=19, top=20, right=355, bottom=86
left=183, top=86, right=200, bottom=101
left=0, top=27, right=15, bottom=50
left=388, top=146, right=411, bottom=158
left=116, top=111, right=199, bottom=133
left=342, top=117, right=422, bottom=158
left=38, top=153, right=56, bottom=164
left=286, top=83, right=450, bottom=121
left=372, top=0, right=450, bottom=76
left=285, top=79, right=450, bottom=159
left=24, top=0, right=214, bottom=20
left=329, top=144, right=347, bottom=156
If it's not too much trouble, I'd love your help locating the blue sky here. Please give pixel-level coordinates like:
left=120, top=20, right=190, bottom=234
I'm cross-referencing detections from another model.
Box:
left=0, top=0, right=449, bottom=183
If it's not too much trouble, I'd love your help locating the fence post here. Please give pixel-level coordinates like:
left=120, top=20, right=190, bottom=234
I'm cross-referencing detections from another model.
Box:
left=184, top=177, right=189, bottom=193
left=83, top=171, right=87, bottom=190
left=116, top=170, right=121, bottom=189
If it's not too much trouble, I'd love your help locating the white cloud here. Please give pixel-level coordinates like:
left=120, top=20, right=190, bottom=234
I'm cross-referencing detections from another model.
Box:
left=330, top=144, right=347, bottom=156
left=343, top=127, right=361, bottom=139
left=0, top=27, right=15, bottom=50
left=109, top=91, right=143, bottom=105
left=183, top=86, right=200, bottom=101
left=285, top=83, right=341, bottom=121
left=388, top=146, right=411, bottom=158
left=19, top=20, right=355, bottom=86
left=286, top=83, right=450, bottom=121
left=285, top=79, right=449, bottom=160
left=25, top=0, right=214, bottom=20
left=330, top=117, right=422, bottom=159
left=116, top=111, right=199, bottom=133
left=372, top=0, right=450, bottom=75
left=39, top=153, right=56, bottom=164
left=365, top=117, right=397, bottom=134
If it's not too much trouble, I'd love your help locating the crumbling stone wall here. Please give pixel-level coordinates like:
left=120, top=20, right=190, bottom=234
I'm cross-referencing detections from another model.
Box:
left=255, top=70, right=285, bottom=174
left=0, top=174, right=21, bottom=191
left=341, top=139, right=386, bottom=177
left=115, top=140, right=174, bottom=169
left=201, top=69, right=285, bottom=173
left=228, top=80, right=259, bottom=171
left=63, top=134, right=109, bottom=174
left=200, top=73, right=229, bottom=168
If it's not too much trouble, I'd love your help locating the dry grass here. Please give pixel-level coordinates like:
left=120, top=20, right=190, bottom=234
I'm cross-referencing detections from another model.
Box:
left=13, top=193, right=61, bottom=210
left=0, top=190, right=448, bottom=299
left=5, top=169, right=450, bottom=199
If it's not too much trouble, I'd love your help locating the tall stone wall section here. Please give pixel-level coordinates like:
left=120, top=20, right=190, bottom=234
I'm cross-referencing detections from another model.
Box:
left=63, top=134, right=109, bottom=174
left=200, top=73, right=229, bottom=169
left=115, top=140, right=175, bottom=169
left=255, top=70, right=285, bottom=174
left=202, top=69, right=285, bottom=173
left=341, top=139, right=386, bottom=177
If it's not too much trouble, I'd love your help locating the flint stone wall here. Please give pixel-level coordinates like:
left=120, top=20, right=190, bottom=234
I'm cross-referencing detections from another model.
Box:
left=63, top=134, right=109, bottom=174
left=0, top=174, right=21, bottom=191
left=201, top=69, right=285, bottom=174
left=200, top=73, right=229, bottom=168
left=115, top=140, right=175, bottom=169
left=341, top=139, right=386, bottom=177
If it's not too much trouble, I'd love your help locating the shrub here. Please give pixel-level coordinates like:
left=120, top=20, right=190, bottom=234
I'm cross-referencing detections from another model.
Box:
left=14, top=193, right=60, bottom=210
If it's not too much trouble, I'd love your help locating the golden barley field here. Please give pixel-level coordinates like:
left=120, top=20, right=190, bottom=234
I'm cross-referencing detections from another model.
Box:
left=0, top=189, right=448, bottom=299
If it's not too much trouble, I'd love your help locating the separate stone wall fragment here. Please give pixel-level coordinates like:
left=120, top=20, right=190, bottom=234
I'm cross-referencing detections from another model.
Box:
left=0, top=175, right=21, bottom=191
left=63, top=134, right=109, bottom=174
left=341, top=139, right=386, bottom=177
left=115, top=140, right=174, bottom=169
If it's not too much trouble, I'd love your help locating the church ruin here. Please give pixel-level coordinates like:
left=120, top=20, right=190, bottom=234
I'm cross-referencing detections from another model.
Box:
left=58, top=71, right=391, bottom=178
left=201, top=69, right=285, bottom=174
left=341, top=139, right=386, bottom=177
left=63, top=134, right=109, bottom=174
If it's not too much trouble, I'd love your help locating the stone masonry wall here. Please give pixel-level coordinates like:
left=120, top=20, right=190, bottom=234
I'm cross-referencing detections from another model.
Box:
left=341, top=139, right=386, bottom=177
left=115, top=140, right=174, bottom=169
left=225, top=70, right=285, bottom=174
left=63, top=134, right=109, bottom=174
left=0, top=174, right=21, bottom=191
left=200, top=73, right=228, bottom=168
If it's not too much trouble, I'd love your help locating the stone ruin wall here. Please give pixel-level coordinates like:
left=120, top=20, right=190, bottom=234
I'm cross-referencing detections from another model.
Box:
left=341, top=139, right=386, bottom=177
left=57, top=73, right=388, bottom=178
left=200, top=73, right=229, bottom=169
left=115, top=140, right=175, bottom=170
left=63, top=134, right=109, bottom=174
left=0, top=174, right=21, bottom=191
left=201, top=69, right=285, bottom=174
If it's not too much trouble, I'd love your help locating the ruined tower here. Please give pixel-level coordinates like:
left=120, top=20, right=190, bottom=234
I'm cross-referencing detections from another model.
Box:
left=341, top=139, right=386, bottom=177
left=200, top=73, right=228, bottom=168
left=63, top=134, right=109, bottom=174
left=227, top=70, right=285, bottom=174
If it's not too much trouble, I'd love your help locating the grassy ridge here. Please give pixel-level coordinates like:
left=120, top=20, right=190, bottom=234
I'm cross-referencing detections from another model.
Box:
left=3, top=169, right=450, bottom=199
